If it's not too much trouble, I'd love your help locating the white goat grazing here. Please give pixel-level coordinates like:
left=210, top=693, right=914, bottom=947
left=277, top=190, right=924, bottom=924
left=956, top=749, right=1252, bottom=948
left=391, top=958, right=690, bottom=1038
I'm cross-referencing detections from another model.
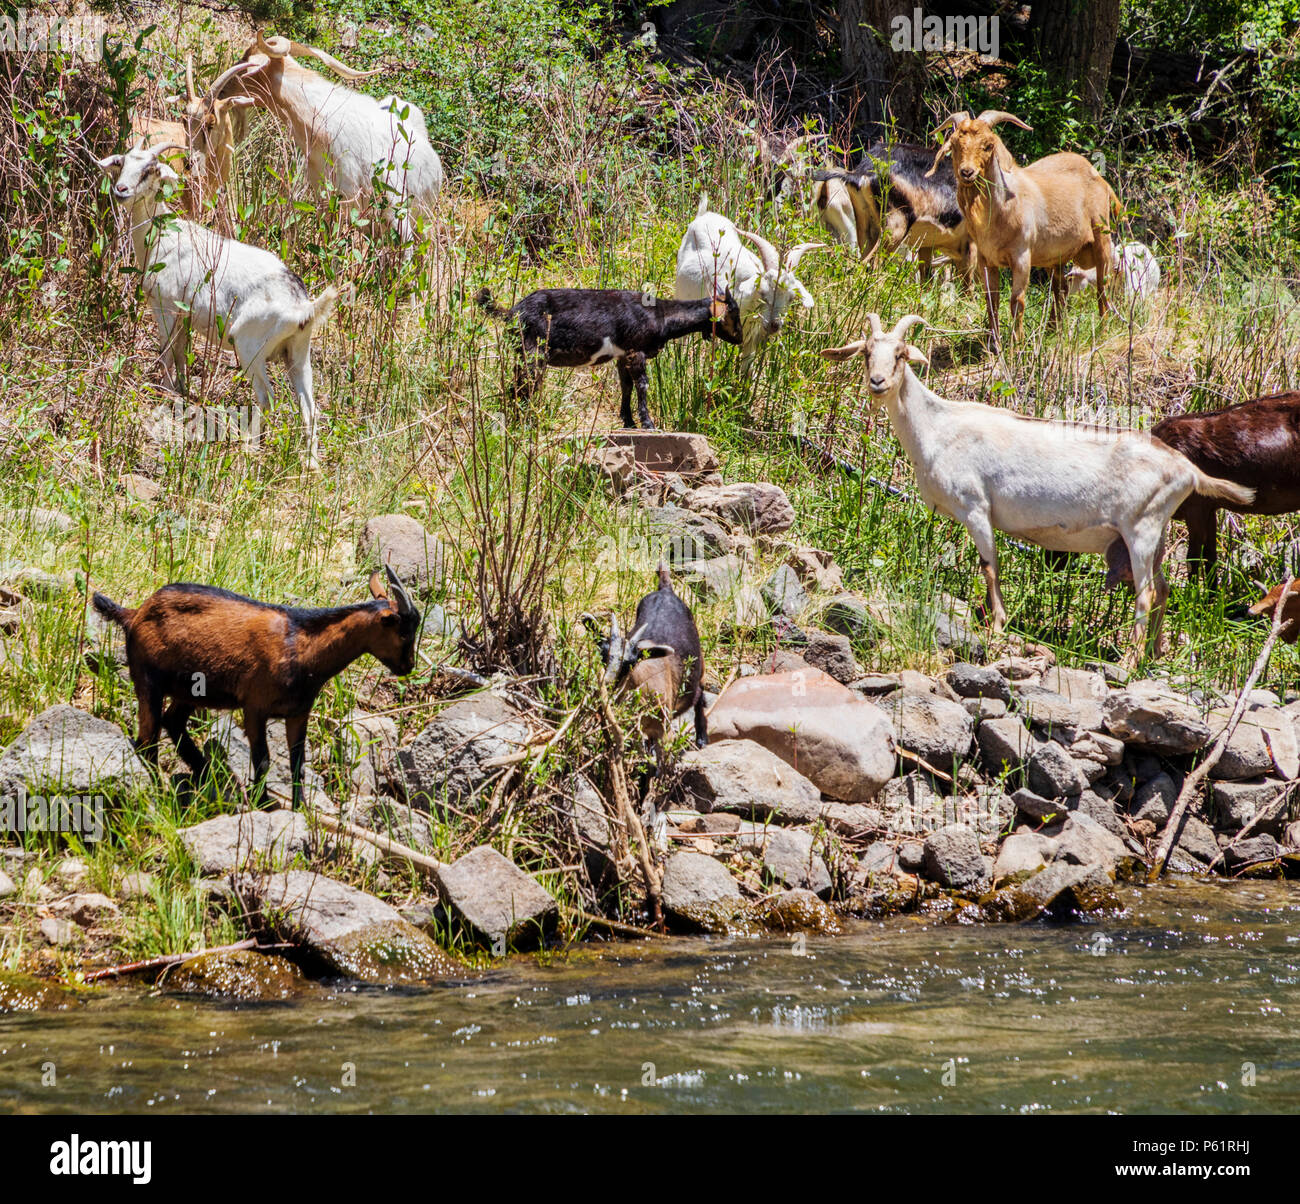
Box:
left=97, top=141, right=340, bottom=469
left=1067, top=241, right=1161, bottom=298
left=674, top=194, right=826, bottom=370
left=212, top=33, right=443, bottom=245
left=822, top=312, right=1255, bottom=665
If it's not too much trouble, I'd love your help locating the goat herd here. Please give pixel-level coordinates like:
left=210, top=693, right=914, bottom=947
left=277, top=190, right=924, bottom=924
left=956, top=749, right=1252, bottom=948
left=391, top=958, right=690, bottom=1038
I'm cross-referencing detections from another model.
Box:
left=87, top=38, right=1300, bottom=805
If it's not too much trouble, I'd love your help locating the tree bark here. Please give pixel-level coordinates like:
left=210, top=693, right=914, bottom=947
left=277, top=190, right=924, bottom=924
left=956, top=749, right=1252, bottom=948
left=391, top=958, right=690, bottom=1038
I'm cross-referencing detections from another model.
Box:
left=1029, top=0, right=1121, bottom=117
left=839, top=0, right=926, bottom=136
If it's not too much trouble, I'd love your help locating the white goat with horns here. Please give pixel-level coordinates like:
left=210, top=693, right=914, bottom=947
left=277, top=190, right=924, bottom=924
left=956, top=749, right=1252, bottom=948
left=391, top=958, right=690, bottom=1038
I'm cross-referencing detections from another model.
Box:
left=97, top=140, right=340, bottom=469
left=674, top=194, right=826, bottom=371
left=210, top=32, right=443, bottom=245
left=822, top=312, right=1255, bottom=666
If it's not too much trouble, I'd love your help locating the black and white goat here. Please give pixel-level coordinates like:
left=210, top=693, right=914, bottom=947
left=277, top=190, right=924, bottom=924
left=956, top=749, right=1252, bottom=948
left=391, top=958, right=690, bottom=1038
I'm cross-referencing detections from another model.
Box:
left=584, top=565, right=707, bottom=746
left=475, top=286, right=741, bottom=429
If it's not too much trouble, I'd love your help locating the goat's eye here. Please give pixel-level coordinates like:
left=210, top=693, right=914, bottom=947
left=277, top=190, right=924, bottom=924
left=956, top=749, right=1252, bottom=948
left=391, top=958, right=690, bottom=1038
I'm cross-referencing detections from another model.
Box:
left=983, top=143, right=993, bottom=152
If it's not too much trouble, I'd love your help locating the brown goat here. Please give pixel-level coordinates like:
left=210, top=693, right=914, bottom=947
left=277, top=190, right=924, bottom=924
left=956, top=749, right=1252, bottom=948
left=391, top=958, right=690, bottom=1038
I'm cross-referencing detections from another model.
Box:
left=1249, top=578, right=1300, bottom=642
left=1151, top=392, right=1300, bottom=575
left=928, top=110, right=1120, bottom=348
left=93, top=569, right=420, bottom=808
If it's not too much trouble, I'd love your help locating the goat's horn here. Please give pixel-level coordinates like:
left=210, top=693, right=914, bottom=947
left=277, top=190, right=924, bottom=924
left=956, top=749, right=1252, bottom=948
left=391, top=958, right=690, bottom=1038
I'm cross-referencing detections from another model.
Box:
left=784, top=242, right=828, bottom=271
left=208, top=58, right=262, bottom=100
left=185, top=52, right=196, bottom=102
left=282, top=37, right=383, bottom=80
left=384, top=565, right=415, bottom=615
left=737, top=229, right=780, bottom=273
left=975, top=110, right=1033, bottom=131
left=865, top=312, right=884, bottom=338
left=150, top=142, right=187, bottom=159
left=935, top=111, right=970, bottom=135
left=891, top=314, right=928, bottom=341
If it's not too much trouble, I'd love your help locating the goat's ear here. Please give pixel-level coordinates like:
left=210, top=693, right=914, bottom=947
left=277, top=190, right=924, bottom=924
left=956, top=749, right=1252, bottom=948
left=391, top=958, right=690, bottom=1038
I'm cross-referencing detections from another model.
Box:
left=96, top=154, right=125, bottom=178
left=905, top=344, right=929, bottom=367
left=639, top=643, right=674, bottom=660
left=368, top=569, right=390, bottom=600
left=709, top=297, right=728, bottom=321
left=821, top=339, right=866, bottom=361
left=792, top=282, right=815, bottom=309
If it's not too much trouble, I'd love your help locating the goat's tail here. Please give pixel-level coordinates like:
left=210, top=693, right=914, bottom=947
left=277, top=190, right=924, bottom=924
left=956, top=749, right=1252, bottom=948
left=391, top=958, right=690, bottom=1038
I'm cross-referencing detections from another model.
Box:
left=1192, top=468, right=1255, bottom=507
left=92, top=592, right=135, bottom=629
left=306, top=285, right=341, bottom=335
left=657, top=561, right=672, bottom=591
left=474, top=287, right=509, bottom=320
left=695, top=192, right=709, bottom=218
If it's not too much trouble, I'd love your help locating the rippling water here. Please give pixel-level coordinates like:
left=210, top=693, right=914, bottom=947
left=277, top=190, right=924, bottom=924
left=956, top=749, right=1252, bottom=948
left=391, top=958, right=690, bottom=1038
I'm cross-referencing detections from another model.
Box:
left=2, top=879, right=1297, bottom=1113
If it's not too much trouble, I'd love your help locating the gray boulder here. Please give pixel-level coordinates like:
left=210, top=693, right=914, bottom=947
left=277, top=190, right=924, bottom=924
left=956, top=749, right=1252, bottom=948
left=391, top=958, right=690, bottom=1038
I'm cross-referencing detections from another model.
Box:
left=357, top=513, right=446, bottom=592
left=921, top=823, right=989, bottom=892
left=0, top=705, right=149, bottom=798
left=946, top=663, right=1011, bottom=702
left=1017, top=688, right=1105, bottom=737
left=678, top=739, right=821, bottom=820
left=740, top=826, right=832, bottom=897
left=1132, top=771, right=1178, bottom=825
left=1027, top=739, right=1091, bottom=799
left=179, top=809, right=311, bottom=876
left=992, top=830, right=1057, bottom=885
left=1103, top=683, right=1211, bottom=754
left=399, top=694, right=531, bottom=810
left=434, top=845, right=557, bottom=949
left=1222, top=834, right=1282, bottom=871
left=986, top=860, right=1117, bottom=921
left=761, top=564, right=809, bottom=619
left=1053, top=811, right=1134, bottom=874
left=881, top=692, right=974, bottom=773
left=1172, top=814, right=1220, bottom=864
left=660, top=850, right=745, bottom=929
left=643, top=504, right=733, bottom=561
left=801, top=630, right=859, bottom=683
left=237, top=870, right=456, bottom=982
left=1211, top=778, right=1287, bottom=833
left=684, top=481, right=795, bottom=534
left=978, top=714, right=1037, bottom=771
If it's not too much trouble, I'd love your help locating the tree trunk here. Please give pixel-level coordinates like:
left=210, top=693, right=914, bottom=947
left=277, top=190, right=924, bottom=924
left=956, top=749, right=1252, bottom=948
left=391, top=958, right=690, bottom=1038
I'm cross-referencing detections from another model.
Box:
left=839, top=0, right=926, bottom=136
left=1029, top=0, right=1121, bottom=117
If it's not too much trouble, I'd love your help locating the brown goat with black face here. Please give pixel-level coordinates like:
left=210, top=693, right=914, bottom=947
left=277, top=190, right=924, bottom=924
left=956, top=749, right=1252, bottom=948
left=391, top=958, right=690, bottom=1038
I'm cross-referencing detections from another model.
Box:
left=93, top=568, right=420, bottom=807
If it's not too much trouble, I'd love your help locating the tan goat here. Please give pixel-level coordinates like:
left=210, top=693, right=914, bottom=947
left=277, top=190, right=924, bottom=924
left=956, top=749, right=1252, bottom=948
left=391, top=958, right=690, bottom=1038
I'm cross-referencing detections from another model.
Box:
left=130, top=53, right=254, bottom=219
left=927, top=110, right=1120, bottom=349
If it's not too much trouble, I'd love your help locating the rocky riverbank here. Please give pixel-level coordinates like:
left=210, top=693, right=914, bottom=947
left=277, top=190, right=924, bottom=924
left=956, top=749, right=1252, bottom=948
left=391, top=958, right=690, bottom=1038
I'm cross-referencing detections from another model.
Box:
left=1, top=431, right=1298, bottom=1001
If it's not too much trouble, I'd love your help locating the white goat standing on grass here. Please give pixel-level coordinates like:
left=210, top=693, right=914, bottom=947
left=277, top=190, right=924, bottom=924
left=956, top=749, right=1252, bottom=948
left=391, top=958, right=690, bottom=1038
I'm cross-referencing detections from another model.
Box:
left=674, top=193, right=826, bottom=371
left=97, top=141, right=340, bottom=469
left=822, top=312, right=1255, bottom=666
left=211, top=33, right=443, bottom=247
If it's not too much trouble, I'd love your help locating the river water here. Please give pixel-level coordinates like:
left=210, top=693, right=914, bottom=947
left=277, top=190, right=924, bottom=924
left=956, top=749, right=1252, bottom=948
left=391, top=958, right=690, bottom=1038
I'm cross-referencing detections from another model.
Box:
left=2, top=879, right=1297, bottom=1114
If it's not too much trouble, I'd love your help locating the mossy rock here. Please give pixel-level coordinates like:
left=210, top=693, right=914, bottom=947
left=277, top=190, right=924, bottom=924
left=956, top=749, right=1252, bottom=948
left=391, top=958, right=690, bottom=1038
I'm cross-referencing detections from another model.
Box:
left=164, top=950, right=305, bottom=1001
left=0, top=970, right=77, bottom=1011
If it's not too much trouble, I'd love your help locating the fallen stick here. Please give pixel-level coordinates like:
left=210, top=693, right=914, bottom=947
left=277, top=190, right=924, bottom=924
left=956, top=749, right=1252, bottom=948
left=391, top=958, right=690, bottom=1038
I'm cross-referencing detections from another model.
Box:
left=313, top=811, right=448, bottom=878
left=83, top=938, right=260, bottom=982
left=1149, top=586, right=1290, bottom=881
left=573, top=910, right=667, bottom=940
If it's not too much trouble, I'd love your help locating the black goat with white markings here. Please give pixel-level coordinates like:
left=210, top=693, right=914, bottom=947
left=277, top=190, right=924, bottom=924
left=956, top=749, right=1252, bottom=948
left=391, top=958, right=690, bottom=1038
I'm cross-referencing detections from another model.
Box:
left=584, top=565, right=707, bottom=747
left=476, top=286, right=742, bottom=429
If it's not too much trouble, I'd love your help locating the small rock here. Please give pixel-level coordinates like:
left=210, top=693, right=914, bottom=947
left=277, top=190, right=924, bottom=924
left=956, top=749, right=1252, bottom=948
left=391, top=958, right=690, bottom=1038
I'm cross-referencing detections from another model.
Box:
left=236, top=870, right=456, bottom=982
left=357, top=513, right=446, bottom=593
left=978, top=715, right=1036, bottom=770
left=985, top=860, right=1116, bottom=921
left=434, top=846, right=557, bottom=949
left=179, top=809, right=311, bottom=876
left=1132, top=771, right=1178, bottom=825
left=1204, top=711, right=1277, bottom=781
left=1053, top=811, right=1135, bottom=874
left=755, top=888, right=839, bottom=934
left=0, top=869, right=14, bottom=899
left=1027, top=740, right=1091, bottom=798
left=740, top=826, right=832, bottom=897
left=785, top=547, right=843, bottom=593
left=399, top=694, right=532, bottom=810
left=660, top=850, right=745, bottom=930
left=820, top=594, right=878, bottom=642
left=992, top=831, right=1055, bottom=885
left=643, top=505, right=733, bottom=561
left=946, top=662, right=1011, bottom=702
left=119, top=472, right=162, bottom=501
left=1011, top=786, right=1067, bottom=822
left=65, top=892, right=119, bottom=927
left=56, top=856, right=88, bottom=886
left=1221, top=834, right=1282, bottom=872
left=801, top=630, right=858, bottom=683
left=342, top=710, right=399, bottom=796
left=881, top=692, right=974, bottom=773
left=1172, top=814, right=1221, bottom=864
left=40, top=916, right=78, bottom=947
left=1018, top=688, right=1105, bottom=737
left=118, top=871, right=155, bottom=901
left=604, top=430, right=718, bottom=476
left=921, top=823, right=989, bottom=892
left=897, top=839, right=926, bottom=872
left=848, top=672, right=901, bottom=697
left=684, top=482, right=795, bottom=534
left=1210, top=778, right=1286, bottom=832
left=1038, top=666, right=1109, bottom=702
left=679, top=739, right=820, bottom=819
left=165, top=950, right=303, bottom=1000
left=581, top=444, right=634, bottom=492
left=761, top=564, right=809, bottom=619
left=1103, top=682, right=1211, bottom=754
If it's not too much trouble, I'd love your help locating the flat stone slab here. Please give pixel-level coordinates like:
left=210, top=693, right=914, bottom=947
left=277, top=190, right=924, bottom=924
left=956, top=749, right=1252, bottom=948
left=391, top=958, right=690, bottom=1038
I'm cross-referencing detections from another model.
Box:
left=179, top=809, right=311, bottom=876
left=433, top=845, right=557, bottom=949
left=603, top=430, right=719, bottom=476
left=237, top=870, right=457, bottom=983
